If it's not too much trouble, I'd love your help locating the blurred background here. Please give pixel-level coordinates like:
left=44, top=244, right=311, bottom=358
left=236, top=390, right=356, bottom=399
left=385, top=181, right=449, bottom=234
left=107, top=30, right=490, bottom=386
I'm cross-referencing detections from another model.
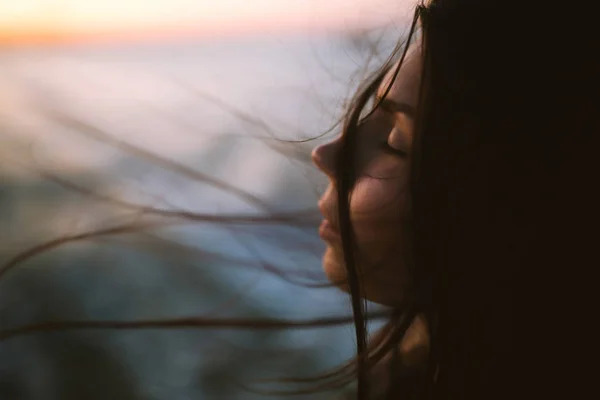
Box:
left=0, top=1, right=414, bottom=399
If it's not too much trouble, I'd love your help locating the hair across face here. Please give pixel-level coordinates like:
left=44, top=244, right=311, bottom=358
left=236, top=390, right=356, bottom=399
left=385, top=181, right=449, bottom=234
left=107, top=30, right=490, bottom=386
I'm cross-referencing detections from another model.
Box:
left=312, top=44, right=423, bottom=307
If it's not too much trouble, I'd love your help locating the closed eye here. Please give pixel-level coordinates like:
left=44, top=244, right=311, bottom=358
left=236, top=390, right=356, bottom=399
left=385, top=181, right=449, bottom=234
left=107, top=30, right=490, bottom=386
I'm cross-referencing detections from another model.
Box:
left=381, top=141, right=408, bottom=158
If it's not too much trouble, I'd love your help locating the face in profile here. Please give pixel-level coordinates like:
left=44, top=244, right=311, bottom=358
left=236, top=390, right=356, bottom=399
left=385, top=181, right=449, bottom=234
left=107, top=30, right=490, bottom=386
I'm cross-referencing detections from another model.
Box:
left=312, top=44, right=422, bottom=306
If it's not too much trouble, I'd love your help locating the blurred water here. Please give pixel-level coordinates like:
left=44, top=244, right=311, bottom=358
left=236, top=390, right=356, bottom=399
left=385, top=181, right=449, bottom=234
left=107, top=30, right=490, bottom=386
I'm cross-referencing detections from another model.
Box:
left=0, top=30, right=400, bottom=399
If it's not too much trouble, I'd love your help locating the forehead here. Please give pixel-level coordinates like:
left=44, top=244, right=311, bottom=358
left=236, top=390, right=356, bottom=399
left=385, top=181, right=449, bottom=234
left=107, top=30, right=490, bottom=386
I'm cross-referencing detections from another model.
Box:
left=378, top=44, right=422, bottom=106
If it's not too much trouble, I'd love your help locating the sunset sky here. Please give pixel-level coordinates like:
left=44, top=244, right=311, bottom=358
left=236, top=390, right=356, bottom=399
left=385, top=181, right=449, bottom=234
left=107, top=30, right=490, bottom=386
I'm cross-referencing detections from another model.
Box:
left=0, top=0, right=413, bottom=44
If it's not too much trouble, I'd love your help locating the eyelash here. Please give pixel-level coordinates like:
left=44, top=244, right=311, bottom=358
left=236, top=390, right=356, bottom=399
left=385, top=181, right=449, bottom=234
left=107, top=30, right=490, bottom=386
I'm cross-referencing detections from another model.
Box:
left=381, top=141, right=408, bottom=158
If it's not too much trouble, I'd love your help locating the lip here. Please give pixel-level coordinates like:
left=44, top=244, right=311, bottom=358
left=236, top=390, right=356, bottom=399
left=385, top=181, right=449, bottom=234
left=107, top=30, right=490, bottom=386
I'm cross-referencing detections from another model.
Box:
left=319, top=219, right=341, bottom=242
left=318, top=200, right=338, bottom=225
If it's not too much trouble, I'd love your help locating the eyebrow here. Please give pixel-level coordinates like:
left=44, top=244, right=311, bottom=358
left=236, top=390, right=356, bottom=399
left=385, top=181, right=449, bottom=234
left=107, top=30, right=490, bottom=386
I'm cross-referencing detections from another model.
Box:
left=378, top=98, right=416, bottom=119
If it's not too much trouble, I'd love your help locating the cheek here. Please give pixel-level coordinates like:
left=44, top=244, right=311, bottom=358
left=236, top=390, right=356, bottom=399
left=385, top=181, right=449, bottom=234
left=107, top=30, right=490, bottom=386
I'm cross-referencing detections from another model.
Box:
left=351, top=153, right=408, bottom=212
left=351, top=172, right=408, bottom=259
left=351, top=175, right=410, bottom=305
left=351, top=174, right=407, bottom=219
left=321, top=161, right=411, bottom=306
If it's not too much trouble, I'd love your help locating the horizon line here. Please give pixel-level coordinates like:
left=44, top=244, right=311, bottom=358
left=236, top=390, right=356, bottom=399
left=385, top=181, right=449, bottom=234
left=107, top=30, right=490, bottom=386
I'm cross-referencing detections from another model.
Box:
left=0, top=19, right=405, bottom=48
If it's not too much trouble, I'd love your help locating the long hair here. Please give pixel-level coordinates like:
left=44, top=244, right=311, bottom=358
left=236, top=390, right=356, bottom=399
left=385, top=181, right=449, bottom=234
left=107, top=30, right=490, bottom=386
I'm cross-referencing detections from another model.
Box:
left=334, top=0, right=596, bottom=398
left=1, top=0, right=595, bottom=399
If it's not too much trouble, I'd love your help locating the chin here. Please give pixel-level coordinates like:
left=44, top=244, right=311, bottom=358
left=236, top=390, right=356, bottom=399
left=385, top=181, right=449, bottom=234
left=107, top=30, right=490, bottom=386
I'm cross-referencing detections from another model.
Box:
left=322, top=247, right=349, bottom=290
left=322, top=246, right=406, bottom=307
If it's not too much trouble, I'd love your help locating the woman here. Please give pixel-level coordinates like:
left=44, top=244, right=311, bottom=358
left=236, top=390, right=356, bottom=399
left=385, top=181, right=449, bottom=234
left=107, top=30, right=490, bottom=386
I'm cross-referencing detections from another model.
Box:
left=0, top=0, right=593, bottom=399
left=312, top=0, right=593, bottom=399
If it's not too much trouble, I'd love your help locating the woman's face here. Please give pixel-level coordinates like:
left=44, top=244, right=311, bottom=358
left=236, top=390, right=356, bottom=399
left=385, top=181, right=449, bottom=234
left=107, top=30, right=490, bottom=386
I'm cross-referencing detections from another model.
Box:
left=312, top=44, right=422, bottom=306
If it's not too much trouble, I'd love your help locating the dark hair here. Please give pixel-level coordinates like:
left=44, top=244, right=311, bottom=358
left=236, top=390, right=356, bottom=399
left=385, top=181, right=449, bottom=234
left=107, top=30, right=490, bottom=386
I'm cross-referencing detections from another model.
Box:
left=1, top=0, right=594, bottom=399
left=334, top=0, right=595, bottom=398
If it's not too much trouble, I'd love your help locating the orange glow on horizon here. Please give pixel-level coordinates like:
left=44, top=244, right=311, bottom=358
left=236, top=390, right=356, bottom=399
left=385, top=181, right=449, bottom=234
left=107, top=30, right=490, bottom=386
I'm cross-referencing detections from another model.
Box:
left=0, top=0, right=412, bottom=46
left=0, top=20, right=378, bottom=47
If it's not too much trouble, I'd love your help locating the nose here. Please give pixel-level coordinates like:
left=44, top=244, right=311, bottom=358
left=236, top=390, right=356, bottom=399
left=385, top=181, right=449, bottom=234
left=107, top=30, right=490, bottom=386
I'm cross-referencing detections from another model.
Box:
left=312, top=139, right=339, bottom=178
